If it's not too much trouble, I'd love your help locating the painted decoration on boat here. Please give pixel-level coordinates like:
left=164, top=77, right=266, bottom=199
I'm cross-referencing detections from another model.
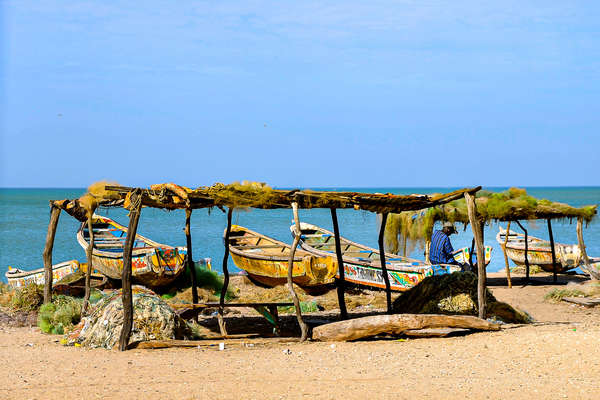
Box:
left=5, top=260, right=80, bottom=288
left=76, top=214, right=187, bottom=288
left=452, top=246, right=493, bottom=266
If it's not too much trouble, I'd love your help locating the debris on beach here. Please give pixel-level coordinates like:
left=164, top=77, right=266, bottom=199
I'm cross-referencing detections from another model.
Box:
left=67, top=286, right=191, bottom=349
left=392, top=272, right=532, bottom=323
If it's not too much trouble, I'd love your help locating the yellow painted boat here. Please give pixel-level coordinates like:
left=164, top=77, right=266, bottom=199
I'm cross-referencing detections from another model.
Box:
left=227, top=225, right=338, bottom=290
left=76, top=214, right=186, bottom=289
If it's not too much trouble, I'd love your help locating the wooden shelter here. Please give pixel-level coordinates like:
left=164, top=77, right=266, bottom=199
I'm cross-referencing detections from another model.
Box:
left=43, top=182, right=484, bottom=350
left=384, top=188, right=598, bottom=287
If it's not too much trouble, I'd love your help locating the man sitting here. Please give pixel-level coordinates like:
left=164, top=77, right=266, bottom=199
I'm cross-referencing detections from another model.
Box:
left=429, top=222, right=464, bottom=269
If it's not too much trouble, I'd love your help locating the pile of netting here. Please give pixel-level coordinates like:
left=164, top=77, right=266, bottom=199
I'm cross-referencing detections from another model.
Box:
left=66, top=286, right=191, bottom=349
left=392, top=272, right=532, bottom=324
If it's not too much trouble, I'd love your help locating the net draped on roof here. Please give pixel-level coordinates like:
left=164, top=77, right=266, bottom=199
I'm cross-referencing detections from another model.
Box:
left=51, top=181, right=483, bottom=222
left=384, top=187, right=597, bottom=254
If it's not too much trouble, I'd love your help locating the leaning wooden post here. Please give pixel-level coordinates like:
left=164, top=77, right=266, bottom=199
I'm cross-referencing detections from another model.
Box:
left=464, top=192, right=486, bottom=319
left=289, top=202, right=309, bottom=340
left=43, top=204, right=61, bottom=304
left=118, top=192, right=142, bottom=351
left=378, top=213, right=393, bottom=314
left=547, top=219, right=558, bottom=284
left=185, top=208, right=198, bottom=314
left=576, top=217, right=598, bottom=280
left=501, top=221, right=512, bottom=288
left=82, top=214, right=95, bottom=314
left=218, top=207, right=233, bottom=337
left=515, top=220, right=530, bottom=283
left=330, top=208, right=349, bottom=320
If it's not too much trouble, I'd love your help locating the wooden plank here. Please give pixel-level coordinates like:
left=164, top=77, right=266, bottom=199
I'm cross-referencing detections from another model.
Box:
left=170, top=302, right=294, bottom=309
left=562, top=297, right=600, bottom=307
left=312, top=314, right=501, bottom=341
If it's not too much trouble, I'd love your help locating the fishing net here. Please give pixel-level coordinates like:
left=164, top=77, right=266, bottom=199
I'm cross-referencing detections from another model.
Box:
left=66, top=286, right=191, bottom=349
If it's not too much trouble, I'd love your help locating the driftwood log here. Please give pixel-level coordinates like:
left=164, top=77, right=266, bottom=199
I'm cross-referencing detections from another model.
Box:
left=312, top=314, right=501, bottom=342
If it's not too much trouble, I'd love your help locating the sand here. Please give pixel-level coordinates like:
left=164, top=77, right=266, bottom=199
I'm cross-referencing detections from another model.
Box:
left=1, top=272, right=599, bottom=399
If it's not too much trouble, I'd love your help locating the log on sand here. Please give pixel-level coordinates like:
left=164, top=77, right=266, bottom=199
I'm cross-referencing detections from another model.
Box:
left=312, top=314, right=501, bottom=342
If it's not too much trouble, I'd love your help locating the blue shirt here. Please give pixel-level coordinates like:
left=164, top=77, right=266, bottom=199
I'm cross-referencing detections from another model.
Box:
left=429, top=230, right=455, bottom=264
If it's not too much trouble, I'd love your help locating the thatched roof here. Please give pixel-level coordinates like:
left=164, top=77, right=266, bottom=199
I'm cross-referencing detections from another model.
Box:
left=384, top=187, right=597, bottom=254
left=51, top=182, right=482, bottom=222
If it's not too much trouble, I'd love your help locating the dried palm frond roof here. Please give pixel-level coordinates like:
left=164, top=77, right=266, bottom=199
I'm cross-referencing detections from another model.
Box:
left=50, top=181, right=482, bottom=222
left=384, top=187, right=597, bottom=253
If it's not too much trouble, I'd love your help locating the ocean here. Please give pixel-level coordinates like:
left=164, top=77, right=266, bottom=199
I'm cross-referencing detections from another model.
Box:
left=1, top=187, right=599, bottom=282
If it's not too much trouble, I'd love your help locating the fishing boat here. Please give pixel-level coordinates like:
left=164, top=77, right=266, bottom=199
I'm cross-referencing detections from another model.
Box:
left=76, top=214, right=186, bottom=289
left=496, top=227, right=581, bottom=273
left=5, top=260, right=80, bottom=288
left=227, top=225, right=338, bottom=291
left=291, top=222, right=463, bottom=292
left=452, top=245, right=493, bottom=266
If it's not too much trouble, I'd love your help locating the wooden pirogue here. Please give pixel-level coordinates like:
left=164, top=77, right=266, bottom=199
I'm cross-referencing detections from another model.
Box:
left=496, top=226, right=581, bottom=273
left=76, top=214, right=186, bottom=289
left=227, top=225, right=338, bottom=291
left=292, top=222, right=462, bottom=292
left=5, top=259, right=80, bottom=288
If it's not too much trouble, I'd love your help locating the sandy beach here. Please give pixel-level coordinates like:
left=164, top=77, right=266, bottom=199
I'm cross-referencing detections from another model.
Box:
left=1, top=272, right=598, bottom=400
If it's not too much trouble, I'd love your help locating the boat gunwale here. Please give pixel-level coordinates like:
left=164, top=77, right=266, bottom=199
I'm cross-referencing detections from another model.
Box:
left=227, top=225, right=311, bottom=263
left=76, top=214, right=181, bottom=259
left=292, top=222, right=422, bottom=268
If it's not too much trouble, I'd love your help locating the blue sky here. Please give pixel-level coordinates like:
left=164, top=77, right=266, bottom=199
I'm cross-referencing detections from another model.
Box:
left=1, top=1, right=599, bottom=188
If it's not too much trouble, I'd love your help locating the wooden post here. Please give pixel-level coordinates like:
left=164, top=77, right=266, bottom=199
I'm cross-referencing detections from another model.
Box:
left=464, top=192, right=486, bottom=319
left=468, top=238, right=475, bottom=271
left=502, top=221, right=512, bottom=288
left=185, top=208, right=198, bottom=315
left=576, top=217, right=598, bottom=280
left=218, top=207, right=233, bottom=337
left=330, top=208, right=349, bottom=320
left=118, top=197, right=142, bottom=351
left=43, top=205, right=61, bottom=304
left=82, top=214, right=95, bottom=314
left=289, top=202, right=309, bottom=340
left=547, top=219, right=558, bottom=284
left=378, top=213, right=392, bottom=314
left=515, top=220, right=530, bottom=283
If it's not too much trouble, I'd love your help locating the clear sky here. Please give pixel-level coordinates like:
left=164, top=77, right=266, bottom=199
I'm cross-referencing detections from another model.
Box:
left=1, top=1, right=599, bottom=188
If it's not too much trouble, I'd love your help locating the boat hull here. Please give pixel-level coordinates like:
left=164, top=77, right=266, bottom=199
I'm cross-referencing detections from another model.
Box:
left=5, top=260, right=80, bottom=288
left=77, top=215, right=186, bottom=289
left=294, top=222, right=461, bottom=292
left=230, top=252, right=337, bottom=289
left=89, top=248, right=186, bottom=288
left=497, top=228, right=580, bottom=273
left=337, top=261, right=460, bottom=292
left=227, top=225, right=338, bottom=290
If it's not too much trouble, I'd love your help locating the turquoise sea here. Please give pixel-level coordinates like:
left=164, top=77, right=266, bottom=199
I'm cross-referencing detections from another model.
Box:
left=1, top=187, right=599, bottom=282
